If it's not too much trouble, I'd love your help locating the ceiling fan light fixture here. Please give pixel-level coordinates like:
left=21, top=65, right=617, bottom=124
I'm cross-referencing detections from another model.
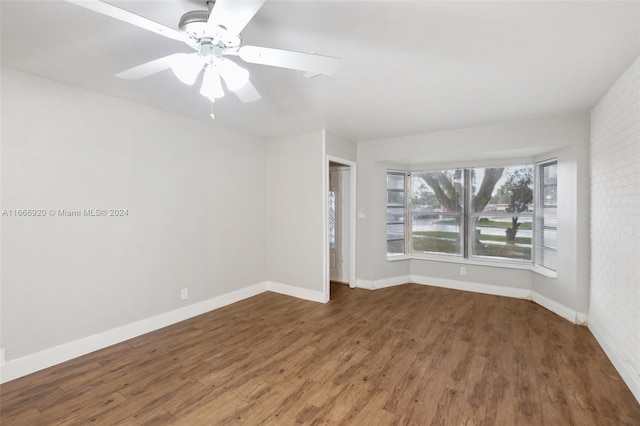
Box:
left=219, top=59, right=249, bottom=91
left=170, top=53, right=204, bottom=85
left=200, top=65, right=225, bottom=101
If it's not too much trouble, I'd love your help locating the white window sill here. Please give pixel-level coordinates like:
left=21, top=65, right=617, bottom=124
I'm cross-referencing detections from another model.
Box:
left=387, top=254, right=411, bottom=262
left=410, top=253, right=532, bottom=270
left=387, top=253, right=557, bottom=277
left=531, top=265, right=557, bottom=278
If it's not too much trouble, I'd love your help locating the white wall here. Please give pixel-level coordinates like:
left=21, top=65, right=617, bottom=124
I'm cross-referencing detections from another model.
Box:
left=266, top=131, right=327, bottom=300
left=1, top=68, right=267, bottom=363
left=356, top=114, right=591, bottom=317
left=589, top=56, right=640, bottom=401
left=326, top=131, right=356, bottom=162
left=531, top=141, right=591, bottom=317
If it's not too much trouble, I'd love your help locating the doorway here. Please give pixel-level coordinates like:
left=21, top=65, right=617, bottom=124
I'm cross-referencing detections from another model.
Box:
left=327, top=156, right=356, bottom=299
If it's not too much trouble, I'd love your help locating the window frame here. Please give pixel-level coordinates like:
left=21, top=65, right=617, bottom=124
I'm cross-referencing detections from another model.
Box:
left=534, top=159, right=558, bottom=273
left=466, top=165, right=534, bottom=263
left=409, top=169, right=465, bottom=258
left=386, top=170, right=409, bottom=257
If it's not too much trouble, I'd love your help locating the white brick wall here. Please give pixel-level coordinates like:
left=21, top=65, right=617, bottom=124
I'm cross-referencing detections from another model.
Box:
left=590, top=56, right=640, bottom=402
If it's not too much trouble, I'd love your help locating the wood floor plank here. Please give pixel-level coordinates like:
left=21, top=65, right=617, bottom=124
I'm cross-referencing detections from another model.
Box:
left=110, top=405, right=176, bottom=426
left=242, top=377, right=317, bottom=423
left=47, top=391, right=128, bottom=425
left=349, top=390, right=401, bottom=425
left=0, top=407, right=46, bottom=426
left=2, top=283, right=639, bottom=425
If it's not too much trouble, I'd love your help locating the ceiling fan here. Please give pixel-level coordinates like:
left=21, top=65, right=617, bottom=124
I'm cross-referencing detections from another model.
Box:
left=65, top=0, right=340, bottom=117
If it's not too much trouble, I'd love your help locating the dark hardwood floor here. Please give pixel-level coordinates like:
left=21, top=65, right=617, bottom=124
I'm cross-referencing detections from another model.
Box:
left=2, top=283, right=639, bottom=425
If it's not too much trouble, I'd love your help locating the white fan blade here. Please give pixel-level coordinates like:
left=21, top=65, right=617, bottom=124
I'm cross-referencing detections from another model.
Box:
left=238, top=46, right=340, bottom=75
left=65, top=0, right=192, bottom=44
left=207, top=0, right=266, bottom=36
left=115, top=54, right=183, bottom=80
left=233, top=80, right=262, bottom=103
left=219, top=58, right=249, bottom=91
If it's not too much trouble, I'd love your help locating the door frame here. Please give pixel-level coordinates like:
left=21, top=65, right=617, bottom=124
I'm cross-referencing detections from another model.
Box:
left=326, top=155, right=357, bottom=298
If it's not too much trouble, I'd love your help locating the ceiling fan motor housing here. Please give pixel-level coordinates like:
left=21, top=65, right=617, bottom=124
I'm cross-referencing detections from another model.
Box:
left=179, top=9, right=240, bottom=48
left=179, top=10, right=211, bottom=39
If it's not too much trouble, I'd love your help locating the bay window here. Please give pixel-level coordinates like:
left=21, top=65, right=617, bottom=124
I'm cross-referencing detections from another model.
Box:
left=388, top=160, right=554, bottom=271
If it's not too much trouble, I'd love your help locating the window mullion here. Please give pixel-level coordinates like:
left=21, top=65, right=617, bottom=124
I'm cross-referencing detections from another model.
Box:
left=406, top=172, right=412, bottom=255
left=463, top=169, right=470, bottom=259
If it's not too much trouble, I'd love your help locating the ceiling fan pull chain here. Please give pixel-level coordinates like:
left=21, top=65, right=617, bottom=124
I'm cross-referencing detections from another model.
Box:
left=210, top=102, right=215, bottom=120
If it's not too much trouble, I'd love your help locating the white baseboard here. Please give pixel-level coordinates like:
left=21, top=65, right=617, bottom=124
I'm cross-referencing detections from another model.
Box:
left=0, top=281, right=332, bottom=384
left=266, top=281, right=328, bottom=303
left=356, top=275, right=411, bottom=290
left=1, top=282, right=268, bottom=383
left=412, top=275, right=588, bottom=325
left=0, top=275, right=589, bottom=385
left=588, top=317, right=640, bottom=403
left=410, top=275, right=530, bottom=299
left=530, top=290, right=587, bottom=324
left=356, top=278, right=374, bottom=289
left=575, top=312, right=588, bottom=325
left=360, top=274, right=583, bottom=326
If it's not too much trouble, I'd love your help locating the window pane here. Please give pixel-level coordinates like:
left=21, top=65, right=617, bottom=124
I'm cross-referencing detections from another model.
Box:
left=469, top=215, right=532, bottom=261
left=541, top=247, right=557, bottom=271
left=387, top=240, right=405, bottom=256
left=543, top=164, right=557, bottom=185
left=387, top=173, right=405, bottom=190
left=387, top=207, right=404, bottom=223
left=471, top=165, right=533, bottom=213
left=542, top=228, right=557, bottom=250
left=543, top=208, right=557, bottom=227
left=411, top=170, right=464, bottom=213
left=412, top=214, right=463, bottom=255
left=387, top=190, right=405, bottom=205
left=542, top=186, right=557, bottom=206
left=387, top=223, right=404, bottom=241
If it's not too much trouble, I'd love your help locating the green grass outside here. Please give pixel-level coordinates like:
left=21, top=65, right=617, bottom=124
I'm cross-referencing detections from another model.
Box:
left=413, top=231, right=459, bottom=240
left=387, top=240, right=405, bottom=255
left=413, top=231, right=531, bottom=245
left=434, top=219, right=532, bottom=230
left=412, top=237, right=460, bottom=255
left=410, top=231, right=532, bottom=260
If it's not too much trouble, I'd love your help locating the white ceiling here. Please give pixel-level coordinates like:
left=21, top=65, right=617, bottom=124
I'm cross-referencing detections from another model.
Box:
left=1, top=1, right=638, bottom=142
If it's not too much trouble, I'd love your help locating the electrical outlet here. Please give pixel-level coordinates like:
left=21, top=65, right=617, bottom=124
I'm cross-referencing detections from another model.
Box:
left=460, top=267, right=467, bottom=276
left=181, top=288, right=188, bottom=300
